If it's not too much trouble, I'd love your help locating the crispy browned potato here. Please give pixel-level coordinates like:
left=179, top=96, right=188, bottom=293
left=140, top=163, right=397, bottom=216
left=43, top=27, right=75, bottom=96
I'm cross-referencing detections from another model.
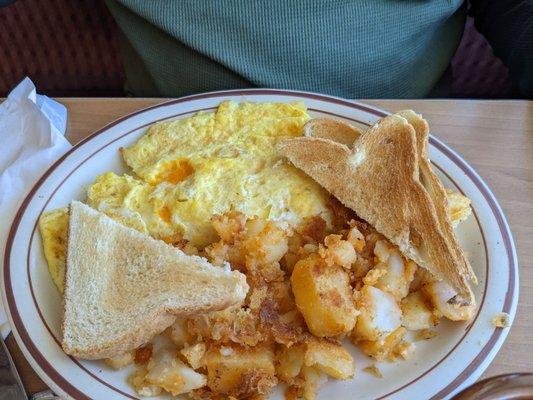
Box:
left=277, top=344, right=306, bottom=383
left=277, top=338, right=354, bottom=383
left=291, top=254, right=358, bottom=337
left=130, top=347, right=206, bottom=396
left=304, top=338, right=355, bottom=379
left=358, top=327, right=410, bottom=361
left=423, top=280, right=475, bottom=321
left=180, top=342, right=206, bottom=370
left=401, top=291, right=436, bottom=330
left=353, top=285, right=402, bottom=342
left=205, top=344, right=277, bottom=396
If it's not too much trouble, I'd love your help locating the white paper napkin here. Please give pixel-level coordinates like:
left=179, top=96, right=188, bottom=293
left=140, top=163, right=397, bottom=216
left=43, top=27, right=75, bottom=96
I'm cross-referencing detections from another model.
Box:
left=0, top=77, right=72, bottom=338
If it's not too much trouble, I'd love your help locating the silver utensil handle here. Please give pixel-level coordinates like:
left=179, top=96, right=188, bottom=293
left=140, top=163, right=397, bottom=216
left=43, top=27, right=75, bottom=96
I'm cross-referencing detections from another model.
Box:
left=30, top=389, right=62, bottom=400
left=0, top=338, right=27, bottom=400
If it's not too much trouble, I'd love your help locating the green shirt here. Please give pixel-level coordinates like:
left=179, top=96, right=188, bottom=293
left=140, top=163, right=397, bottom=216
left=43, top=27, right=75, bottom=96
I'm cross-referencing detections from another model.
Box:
left=106, top=1, right=532, bottom=98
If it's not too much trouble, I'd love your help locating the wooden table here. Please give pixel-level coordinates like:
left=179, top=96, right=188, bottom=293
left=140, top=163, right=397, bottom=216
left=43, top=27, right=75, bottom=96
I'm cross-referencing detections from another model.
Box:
left=6, top=98, right=532, bottom=396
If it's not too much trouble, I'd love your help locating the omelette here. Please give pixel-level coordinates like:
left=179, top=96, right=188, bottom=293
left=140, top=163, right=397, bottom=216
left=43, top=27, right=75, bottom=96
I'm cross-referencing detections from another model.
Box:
left=39, top=101, right=335, bottom=292
left=39, top=208, right=69, bottom=292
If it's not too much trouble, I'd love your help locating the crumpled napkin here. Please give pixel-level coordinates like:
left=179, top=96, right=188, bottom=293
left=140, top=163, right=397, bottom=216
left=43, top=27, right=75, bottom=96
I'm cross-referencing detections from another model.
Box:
left=0, top=77, right=72, bottom=338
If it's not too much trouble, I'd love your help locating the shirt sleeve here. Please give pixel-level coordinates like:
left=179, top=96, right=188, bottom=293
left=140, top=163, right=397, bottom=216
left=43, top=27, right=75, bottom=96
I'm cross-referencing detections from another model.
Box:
left=469, top=0, right=533, bottom=97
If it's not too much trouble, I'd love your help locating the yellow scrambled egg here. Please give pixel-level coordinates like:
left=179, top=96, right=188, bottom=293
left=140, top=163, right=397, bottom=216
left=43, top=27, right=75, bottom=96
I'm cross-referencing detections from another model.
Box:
left=39, top=208, right=69, bottom=292
left=445, top=189, right=472, bottom=227
left=39, top=101, right=335, bottom=291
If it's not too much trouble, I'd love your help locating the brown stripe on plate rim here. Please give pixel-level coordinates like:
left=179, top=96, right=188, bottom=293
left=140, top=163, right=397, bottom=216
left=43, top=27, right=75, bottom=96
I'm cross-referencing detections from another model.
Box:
left=2, top=89, right=516, bottom=399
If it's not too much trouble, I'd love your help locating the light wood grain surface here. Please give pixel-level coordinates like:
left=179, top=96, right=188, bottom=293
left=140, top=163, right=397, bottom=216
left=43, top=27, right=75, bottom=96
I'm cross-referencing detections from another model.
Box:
left=6, top=98, right=532, bottom=396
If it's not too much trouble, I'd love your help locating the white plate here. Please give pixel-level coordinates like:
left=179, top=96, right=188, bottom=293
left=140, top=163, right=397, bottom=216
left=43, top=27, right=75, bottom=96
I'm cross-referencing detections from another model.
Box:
left=2, top=89, right=518, bottom=400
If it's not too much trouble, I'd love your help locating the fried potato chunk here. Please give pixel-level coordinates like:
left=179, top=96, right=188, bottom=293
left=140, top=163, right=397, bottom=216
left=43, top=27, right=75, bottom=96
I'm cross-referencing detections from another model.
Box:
left=205, top=344, right=277, bottom=397
left=401, top=291, right=436, bottom=331
left=291, top=253, right=358, bottom=337
left=304, top=338, right=355, bottom=380
left=207, top=215, right=290, bottom=277
left=358, top=327, right=413, bottom=361
left=211, top=211, right=246, bottom=244
left=373, top=241, right=417, bottom=300
left=277, top=344, right=306, bottom=383
left=346, top=225, right=365, bottom=252
left=423, top=280, right=475, bottom=321
left=180, top=342, right=206, bottom=370
left=131, top=347, right=206, bottom=396
left=244, top=218, right=289, bottom=268
left=277, top=337, right=354, bottom=384
left=320, top=234, right=357, bottom=269
left=187, top=306, right=264, bottom=346
left=353, top=285, right=402, bottom=341
left=166, top=318, right=193, bottom=348
left=301, top=366, right=327, bottom=400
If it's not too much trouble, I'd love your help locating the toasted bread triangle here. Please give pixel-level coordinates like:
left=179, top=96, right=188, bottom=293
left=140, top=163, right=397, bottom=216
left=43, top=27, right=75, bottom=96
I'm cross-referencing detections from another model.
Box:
left=62, top=201, right=248, bottom=359
left=279, top=114, right=474, bottom=303
left=397, top=110, right=477, bottom=284
left=304, top=112, right=477, bottom=286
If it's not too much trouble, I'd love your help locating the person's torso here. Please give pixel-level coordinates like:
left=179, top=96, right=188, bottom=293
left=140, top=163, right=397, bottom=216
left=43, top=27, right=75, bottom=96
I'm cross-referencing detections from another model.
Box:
left=107, top=0, right=466, bottom=98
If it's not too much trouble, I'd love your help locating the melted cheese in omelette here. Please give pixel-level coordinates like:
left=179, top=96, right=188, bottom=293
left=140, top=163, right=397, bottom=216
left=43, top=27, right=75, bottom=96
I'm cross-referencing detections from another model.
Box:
left=39, top=101, right=335, bottom=291
left=90, top=101, right=333, bottom=246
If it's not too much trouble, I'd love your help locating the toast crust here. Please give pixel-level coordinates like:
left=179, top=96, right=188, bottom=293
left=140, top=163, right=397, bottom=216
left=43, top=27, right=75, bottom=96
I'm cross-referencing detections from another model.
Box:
left=279, top=114, right=475, bottom=304
left=303, top=117, right=363, bottom=147
left=397, top=110, right=477, bottom=284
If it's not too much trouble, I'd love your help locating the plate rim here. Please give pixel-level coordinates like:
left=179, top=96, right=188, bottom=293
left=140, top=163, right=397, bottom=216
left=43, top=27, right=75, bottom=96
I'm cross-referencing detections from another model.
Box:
left=2, top=88, right=519, bottom=400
